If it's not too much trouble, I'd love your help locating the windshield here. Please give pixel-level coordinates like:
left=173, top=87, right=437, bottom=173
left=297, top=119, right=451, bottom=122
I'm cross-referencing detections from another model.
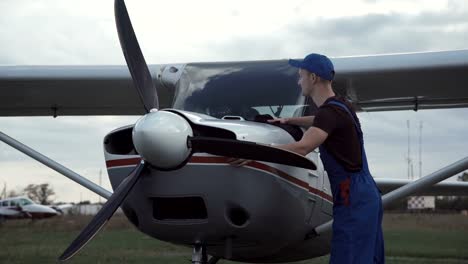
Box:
left=20, top=198, right=33, bottom=206
left=173, top=61, right=311, bottom=120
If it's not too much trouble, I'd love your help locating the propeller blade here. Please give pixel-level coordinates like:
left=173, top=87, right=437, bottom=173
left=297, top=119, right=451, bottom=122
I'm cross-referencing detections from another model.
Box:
left=59, top=161, right=147, bottom=262
left=189, top=137, right=317, bottom=170
left=115, top=0, right=158, bottom=112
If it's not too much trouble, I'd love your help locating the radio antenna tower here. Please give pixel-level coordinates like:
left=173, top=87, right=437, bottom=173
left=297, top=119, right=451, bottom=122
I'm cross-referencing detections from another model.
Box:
left=407, top=120, right=412, bottom=180
left=98, top=169, right=102, bottom=204
left=1, top=182, right=6, bottom=199
left=419, top=121, right=423, bottom=179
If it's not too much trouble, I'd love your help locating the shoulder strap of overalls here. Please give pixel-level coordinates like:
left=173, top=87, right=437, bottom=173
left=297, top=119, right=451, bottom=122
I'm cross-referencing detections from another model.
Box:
left=326, top=100, right=362, bottom=137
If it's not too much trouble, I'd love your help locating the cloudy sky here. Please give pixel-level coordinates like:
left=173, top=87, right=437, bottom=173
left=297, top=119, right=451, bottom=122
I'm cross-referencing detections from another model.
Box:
left=0, top=0, right=467, bottom=203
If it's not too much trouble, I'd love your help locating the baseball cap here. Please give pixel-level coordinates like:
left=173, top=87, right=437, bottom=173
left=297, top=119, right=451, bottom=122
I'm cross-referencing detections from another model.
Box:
left=289, top=53, right=335, bottom=81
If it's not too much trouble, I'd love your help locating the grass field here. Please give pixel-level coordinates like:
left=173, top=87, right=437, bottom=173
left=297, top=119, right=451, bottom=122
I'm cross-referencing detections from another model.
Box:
left=1, top=213, right=467, bottom=264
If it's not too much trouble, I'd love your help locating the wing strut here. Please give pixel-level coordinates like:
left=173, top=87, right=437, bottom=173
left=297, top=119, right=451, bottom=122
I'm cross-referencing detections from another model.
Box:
left=312, top=156, right=468, bottom=236
left=0, top=131, right=111, bottom=199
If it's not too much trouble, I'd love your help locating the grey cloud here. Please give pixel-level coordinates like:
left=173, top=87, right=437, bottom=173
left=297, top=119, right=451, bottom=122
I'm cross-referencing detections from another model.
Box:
left=312, top=14, right=397, bottom=37
left=291, top=11, right=468, bottom=56
left=210, top=2, right=468, bottom=59
left=0, top=1, right=122, bottom=65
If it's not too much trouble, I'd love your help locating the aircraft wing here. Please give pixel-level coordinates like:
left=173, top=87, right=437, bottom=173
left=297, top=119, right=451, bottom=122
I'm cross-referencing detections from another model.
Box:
left=1, top=50, right=468, bottom=116
left=375, top=178, right=468, bottom=196
left=52, top=204, right=74, bottom=210
left=50, top=203, right=74, bottom=214
left=0, top=65, right=174, bottom=116
left=331, top=50, right=468, bottom=111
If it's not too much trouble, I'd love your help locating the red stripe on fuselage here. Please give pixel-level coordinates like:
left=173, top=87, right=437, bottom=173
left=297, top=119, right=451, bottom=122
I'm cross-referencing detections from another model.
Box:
left=106, top=157, right=142, bottom=168
left=190, top=156, right=333, bottom=202
left=106, top=156, right=333, bottom=202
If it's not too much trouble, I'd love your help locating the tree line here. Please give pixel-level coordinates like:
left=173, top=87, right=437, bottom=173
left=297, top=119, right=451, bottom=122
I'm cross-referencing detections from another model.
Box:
left=1, top=183, right=55, bottom=205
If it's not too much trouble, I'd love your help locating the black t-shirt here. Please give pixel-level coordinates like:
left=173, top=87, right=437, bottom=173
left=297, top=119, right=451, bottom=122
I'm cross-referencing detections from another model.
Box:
left=312, top=96, right=363, bottom=172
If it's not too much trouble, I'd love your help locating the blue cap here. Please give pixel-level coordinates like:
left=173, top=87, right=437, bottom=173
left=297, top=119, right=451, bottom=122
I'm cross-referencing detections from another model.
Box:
left=289, top=53, right=335, bottom=81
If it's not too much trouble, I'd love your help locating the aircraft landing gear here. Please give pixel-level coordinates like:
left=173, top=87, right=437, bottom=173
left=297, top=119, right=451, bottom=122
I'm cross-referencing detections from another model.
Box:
left=191, top=243, right=220, bottom=264
left=192, top=243, right=207, bottom=264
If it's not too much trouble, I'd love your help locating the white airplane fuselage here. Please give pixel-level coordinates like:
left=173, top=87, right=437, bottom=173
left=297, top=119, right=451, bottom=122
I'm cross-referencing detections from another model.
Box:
left=104, top=110, right=334, bottom=262
left=0, top=197, right=59, bottom=220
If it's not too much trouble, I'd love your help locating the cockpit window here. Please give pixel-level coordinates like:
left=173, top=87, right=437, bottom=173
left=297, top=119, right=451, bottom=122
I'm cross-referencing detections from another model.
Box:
left=20, top=198, right=33, bottom=206
left=1, top=201, right=7, bottom=207
left=173, top=61, right=309, bottom=120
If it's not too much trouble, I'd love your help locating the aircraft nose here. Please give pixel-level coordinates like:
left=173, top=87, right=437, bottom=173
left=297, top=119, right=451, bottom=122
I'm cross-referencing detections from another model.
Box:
left=34, top=204, right=58, bottom=215
left=48, top=207, right=59, bottom=214
left=132, top=111, right=193, bottom=169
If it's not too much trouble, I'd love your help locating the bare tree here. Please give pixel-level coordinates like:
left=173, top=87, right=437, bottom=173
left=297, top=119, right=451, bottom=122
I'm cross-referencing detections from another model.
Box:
left=458, top=171, right=468, bottom=182
left=23, top=183, right=55, bottom=205
left=7, top=190, right=20, bottom=198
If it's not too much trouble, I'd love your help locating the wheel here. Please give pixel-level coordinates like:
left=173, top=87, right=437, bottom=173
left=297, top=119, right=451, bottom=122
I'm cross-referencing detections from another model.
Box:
left=208, top=256, right=220, bottom=264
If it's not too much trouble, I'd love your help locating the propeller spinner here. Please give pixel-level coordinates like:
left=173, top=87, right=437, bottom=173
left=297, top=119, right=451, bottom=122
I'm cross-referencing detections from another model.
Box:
left=133, top=111, right=193, bottom=169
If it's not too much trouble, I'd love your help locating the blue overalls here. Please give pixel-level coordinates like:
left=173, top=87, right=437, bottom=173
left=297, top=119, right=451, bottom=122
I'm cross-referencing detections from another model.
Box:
left=319, top=100, right=385, bottom=264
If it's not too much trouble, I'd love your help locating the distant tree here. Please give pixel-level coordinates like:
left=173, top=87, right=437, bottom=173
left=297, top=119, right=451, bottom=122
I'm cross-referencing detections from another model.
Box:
left=23, top=183, right=55, bottom=205
left=436, top=173, right=468, bottom=211
left=7, top=190, right=20, bottom=198
left=458, top=171, right=468, bottom=182
left=0, top=183, right=21, bottom=199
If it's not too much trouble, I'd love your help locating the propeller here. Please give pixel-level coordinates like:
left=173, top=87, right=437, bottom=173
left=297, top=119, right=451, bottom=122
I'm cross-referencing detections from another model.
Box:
left=59, top=161, right=146, bottom=261
left=59, top=0, right=316, bottom=261
left=189, top=136, right=316, bottom=170
left=59, top=0, right=153, bottom=260
left=115, top=0, right=158, bottom=112
left=131, top=111, right=316, bottom=171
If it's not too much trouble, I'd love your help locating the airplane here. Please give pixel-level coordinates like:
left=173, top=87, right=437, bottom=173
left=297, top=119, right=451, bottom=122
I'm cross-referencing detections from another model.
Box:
left=1, top=0, right=468, bottom=263
left=0, top=196, right=70, bottom=220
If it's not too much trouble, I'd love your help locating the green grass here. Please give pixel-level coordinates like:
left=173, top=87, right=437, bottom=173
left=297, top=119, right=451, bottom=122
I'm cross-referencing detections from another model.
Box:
left=1, top=213, right=468, bottom=263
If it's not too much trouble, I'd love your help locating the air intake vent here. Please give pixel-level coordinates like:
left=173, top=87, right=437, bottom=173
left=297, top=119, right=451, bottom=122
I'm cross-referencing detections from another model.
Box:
left=104, top=126, right=135, bottom=155
left=153, top=197, right=207, bottom=220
